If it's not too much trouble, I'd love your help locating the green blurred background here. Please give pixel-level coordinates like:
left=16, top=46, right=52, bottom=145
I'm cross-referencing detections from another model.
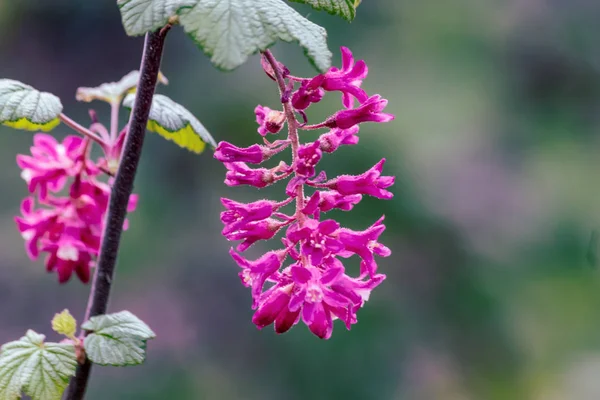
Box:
left=2, top=1, right=600, bottom=399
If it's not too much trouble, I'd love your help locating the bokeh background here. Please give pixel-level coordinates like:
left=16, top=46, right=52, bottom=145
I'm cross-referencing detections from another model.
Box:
left=2, top=1, right=600, bottom=399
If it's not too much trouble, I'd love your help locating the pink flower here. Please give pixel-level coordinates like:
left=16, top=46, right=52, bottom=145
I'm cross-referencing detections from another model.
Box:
left=291, top=75, right=325, bottom=110
left=217, top=48, right=394, bottom=339
left=220, top=198, right=278, bottom=235
left=230, top=248, right=287, bottom=307
left=303, top=191, right=363, bottom=215
left=318, top=127, right=360, bottom=153
left=255, top=105, right=286, bottom=136
left=287, top=218, right=343, bottom=266
left=17, top=134, right=86, bottom=199
left=15, top=132, right=138, bottom=283
left=295, top=140, right=322, bottom=177
left=329, top=95, right=394, bottom=129
left=44, top=245, right=93, bottom=283
left=337, top=216, right=391, bottom=277
left=215, top=142, right=266, bottom=164
left=322, top=159, right=394, bottom=200
left=15, top=198, right=60, bottom=259
left=322, top=47, right=369, bottom=108
left=252, top=281, right=296, bottom=330
left=224, top=162, right=276, bottom=188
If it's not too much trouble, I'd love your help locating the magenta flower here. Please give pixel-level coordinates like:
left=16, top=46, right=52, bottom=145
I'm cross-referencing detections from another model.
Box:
left=295, top=140, right=322, bottom=177
left=302, top=190, right=363, bottom=215
left=255, top=105, right=286, bottom=136
left=287, top=218, right=343, bottom=266
left=17, top=134, right=86, bottom=200
left=215, top=142, right=265, bottom=164
left=217, top=48, right=394, bottom=339
left=329, top=95, right=394, bottom=129
left=318, top=127, right=360, bottom=153
left=221, top=198, right=280, bottom=235
left=252, top=281, right=295, bottom=330
left=230, top=248, right=287, bottom=306
left=322, top=47, right=369, bottom=108
left=15, top=132, right=138, bottom=283
left=291, top=75, right=325, bottom=110
left=321, top=159, right=395, bottom=200
left=224, top=162, right=275, bottom=188
left=337, top=216, right=392, bottom=277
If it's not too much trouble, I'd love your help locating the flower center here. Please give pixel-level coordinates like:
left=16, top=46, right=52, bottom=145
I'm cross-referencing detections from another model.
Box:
left=241, top=269, right=253, bottom=286
left=305, top=283, right=323, bottom=303
left=57, top=244, right=79, bottom=261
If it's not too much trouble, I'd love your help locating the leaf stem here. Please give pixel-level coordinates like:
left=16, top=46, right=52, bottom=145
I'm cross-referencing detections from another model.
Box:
left=110, top=101, right=120, bottom=143
left=262, top=50, right=305, bottom=224
left=65, top=27, right=170, bottom=400
left=59, top=113, right=106, bottom=146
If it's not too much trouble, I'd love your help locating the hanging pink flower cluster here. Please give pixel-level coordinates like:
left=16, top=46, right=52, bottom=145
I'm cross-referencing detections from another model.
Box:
left=14, top=125, right=137, bottom=283
left=214, top=47, right=394, bottom=339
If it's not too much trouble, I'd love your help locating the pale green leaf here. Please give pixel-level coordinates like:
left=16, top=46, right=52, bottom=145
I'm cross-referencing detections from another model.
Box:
left=116, top=0, right=332, bottom=72
left=51, top=310, right=77, bottom=339
left=0, top=79, right=63, bottom=132
left=82, top=311, right=156, bottom=367
left=0, top=330, right=77, bottom=400
left=288, top=0, right=357, bottom=21
left=83, top=335, right=147, bottom=367
left=122, top=93, right=216, bottom=154
left=76, top=70, right=169, bottom=104
left=117, top=0, right=192, bottom=37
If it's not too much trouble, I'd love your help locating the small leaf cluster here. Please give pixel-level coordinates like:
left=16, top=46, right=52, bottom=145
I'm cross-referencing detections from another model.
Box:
left=0, top=310, right=155, bottom=400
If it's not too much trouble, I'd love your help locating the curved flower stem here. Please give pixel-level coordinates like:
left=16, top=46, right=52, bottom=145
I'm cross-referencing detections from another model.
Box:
left=262, top=50, right=305, bottom=224
left=59, top=113, right=106, bottom=146
left=65, top=27, right=170, bottom=400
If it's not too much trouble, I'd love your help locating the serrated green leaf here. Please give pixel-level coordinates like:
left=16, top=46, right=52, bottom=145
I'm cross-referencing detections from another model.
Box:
left=288, top=0, right=357, bottom=21
left=116, top=0, right=332, bottom=72
left=82, top=311, right=156, bottom=367
left=51, top=310, right=77, bottom=339
left=0, top=330, right=77, bottom=400
left=76, top=70, right=169, bottom=104
left=117, top=0, right=192, bottom=37
left=122, top=93, right=216, bottom=154
left=83, top=335, right=148, bottom=367
left=0, top=79, right=63, bottom=132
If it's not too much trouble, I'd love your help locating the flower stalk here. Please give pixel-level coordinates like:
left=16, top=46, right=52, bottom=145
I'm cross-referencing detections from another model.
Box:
left=263, top=50, right=306, bottom=222
left=65, top=27, right=170, bottom=400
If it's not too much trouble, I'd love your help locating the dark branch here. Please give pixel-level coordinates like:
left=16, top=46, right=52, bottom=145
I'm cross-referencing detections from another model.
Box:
left=65, top=27, right=170, bottom=400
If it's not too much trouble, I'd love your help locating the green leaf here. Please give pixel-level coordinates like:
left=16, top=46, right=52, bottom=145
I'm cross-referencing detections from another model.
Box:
left=51, top=310, right=77, bottom=339
left=82, top=311, right=156, bottom=367
left=0, top=79, right=63, bottom=132
left=122, top=93, right=216, bottom=154
left=76, top=70, right=169, bottom=104
left=0, top=330, right=77, bottom=400
left=288, top=0, right=357, bottom=21
left=116, top=0, right=332, bottom=72
left=117, top=0, right=190, bottom=37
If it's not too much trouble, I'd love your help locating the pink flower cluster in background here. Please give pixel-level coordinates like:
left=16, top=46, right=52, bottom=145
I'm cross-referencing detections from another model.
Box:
left=214, top=47, right=394, bottom=339
left=15, top=129, right=137, bottom=283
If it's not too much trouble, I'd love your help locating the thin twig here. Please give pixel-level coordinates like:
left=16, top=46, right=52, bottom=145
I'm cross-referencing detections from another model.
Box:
left=60, top=113, right=106, bottom=146
left=262, top=50, right=306, bottom=222
left=65, top=26, right=170, bottom=400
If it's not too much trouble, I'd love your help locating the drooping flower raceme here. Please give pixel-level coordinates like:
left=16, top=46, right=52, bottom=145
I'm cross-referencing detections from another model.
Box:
left=214, top=47, right=394, bottom=339
left=15, top=125, right=137, bottom=283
